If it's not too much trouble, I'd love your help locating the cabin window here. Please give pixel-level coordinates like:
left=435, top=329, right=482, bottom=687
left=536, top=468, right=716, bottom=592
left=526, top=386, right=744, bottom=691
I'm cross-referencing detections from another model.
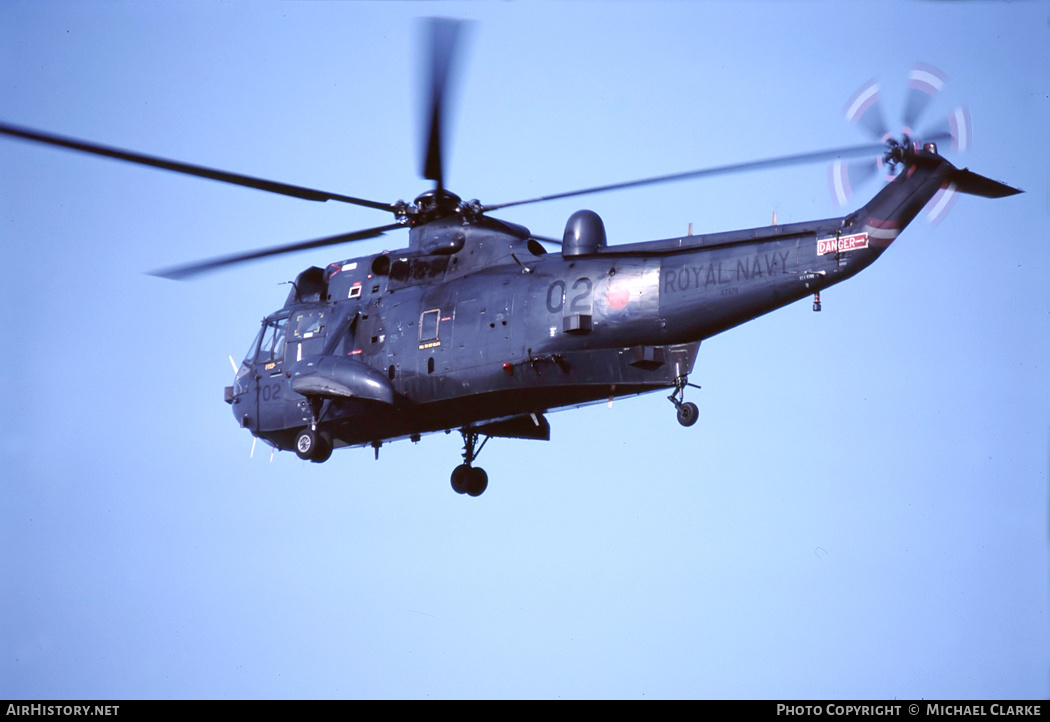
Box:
left=413, top=256, right=449, bottom=281
left=419, top=309, right=440, bottom=344
left=390, top=258, right=410, bottom=283
left=389, top=256, right=450, bottom=289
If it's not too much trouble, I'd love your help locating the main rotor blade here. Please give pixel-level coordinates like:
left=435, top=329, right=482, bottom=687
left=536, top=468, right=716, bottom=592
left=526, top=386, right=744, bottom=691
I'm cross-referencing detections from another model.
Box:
left=421, top=18, right=467, bottom=190
left=483, top=142, right=888, bottom=212
left=0, top=122, right=395, bottom=212
left=151, top=222, right=404, bottom=280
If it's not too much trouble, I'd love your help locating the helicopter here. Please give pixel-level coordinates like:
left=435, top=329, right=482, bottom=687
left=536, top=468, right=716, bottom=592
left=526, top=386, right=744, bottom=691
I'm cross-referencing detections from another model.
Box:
left=0, top=20, right=1021, bottom=497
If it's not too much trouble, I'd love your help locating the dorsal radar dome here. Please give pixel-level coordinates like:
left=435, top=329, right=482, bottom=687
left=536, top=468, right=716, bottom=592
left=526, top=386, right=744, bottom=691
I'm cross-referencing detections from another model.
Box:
left=562, top=210, right=606, bottom=257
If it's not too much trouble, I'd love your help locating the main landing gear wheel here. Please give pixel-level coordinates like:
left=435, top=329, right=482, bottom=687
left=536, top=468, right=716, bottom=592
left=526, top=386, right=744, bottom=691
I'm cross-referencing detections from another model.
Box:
left=451, top=464, right=471, bottom=494
left=452, top=429, right=490, bottom=496
left=451, top=464, right=488, bottom=496
left=294, top=428, right=332, bottom=463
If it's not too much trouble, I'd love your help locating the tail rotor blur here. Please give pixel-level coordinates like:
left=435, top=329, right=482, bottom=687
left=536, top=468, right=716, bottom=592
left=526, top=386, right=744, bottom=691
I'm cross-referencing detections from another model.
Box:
left=829, top=156, right=880, bottom=207
left=844, top=78, right=889, bottom=141
left=832, top=63, right=971, bottom=224
left=923, top=105, right=972, bottom=153
left=902, top=63, right=947, bottom=135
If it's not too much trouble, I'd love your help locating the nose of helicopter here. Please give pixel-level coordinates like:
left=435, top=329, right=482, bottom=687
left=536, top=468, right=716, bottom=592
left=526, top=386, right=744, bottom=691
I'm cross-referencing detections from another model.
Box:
left=226, top=353, right=255, bottom=430
left=226, top=380, right=254, bottom=430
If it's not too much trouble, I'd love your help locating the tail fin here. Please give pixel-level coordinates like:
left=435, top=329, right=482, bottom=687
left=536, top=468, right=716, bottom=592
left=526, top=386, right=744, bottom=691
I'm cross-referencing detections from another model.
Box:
left=951, top=168, right=1022, bottom=198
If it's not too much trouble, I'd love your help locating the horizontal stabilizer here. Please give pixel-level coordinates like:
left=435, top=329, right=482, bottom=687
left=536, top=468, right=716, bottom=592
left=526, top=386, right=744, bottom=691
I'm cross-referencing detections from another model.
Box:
left=952, top=168, right=1022, bottom=198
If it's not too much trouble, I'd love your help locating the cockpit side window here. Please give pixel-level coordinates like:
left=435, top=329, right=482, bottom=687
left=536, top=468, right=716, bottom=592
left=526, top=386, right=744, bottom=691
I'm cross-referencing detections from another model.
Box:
left=288, top=309, right=328, bottom=362
left=255, top=315, right=289, bottom=367
left=243, top=325, right=266, bottom=366
left=292, top=309, right=327, bottom=341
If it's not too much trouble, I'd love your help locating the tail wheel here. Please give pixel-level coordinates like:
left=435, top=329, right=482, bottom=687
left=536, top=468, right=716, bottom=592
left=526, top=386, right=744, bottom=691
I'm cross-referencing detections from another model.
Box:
left=668, top=376, right=701, bottom=428
left=676, top=402, right=699, bottom=427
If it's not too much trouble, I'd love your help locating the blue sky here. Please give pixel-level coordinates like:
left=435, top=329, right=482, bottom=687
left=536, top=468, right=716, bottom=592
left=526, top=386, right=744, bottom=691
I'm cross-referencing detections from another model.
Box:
left=1, top=1, right=1047, bottom=699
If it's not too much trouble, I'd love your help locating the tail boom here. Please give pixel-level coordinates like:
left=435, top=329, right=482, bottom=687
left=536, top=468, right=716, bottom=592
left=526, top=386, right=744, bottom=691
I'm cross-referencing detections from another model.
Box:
left=853, top=145, right=1021, bottom=250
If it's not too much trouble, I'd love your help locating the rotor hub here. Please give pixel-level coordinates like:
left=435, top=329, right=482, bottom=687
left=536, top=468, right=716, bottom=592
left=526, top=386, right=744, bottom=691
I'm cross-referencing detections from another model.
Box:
left=394, top=189, right=487, bottom=226
left=883, top=135, right=915, bottom=171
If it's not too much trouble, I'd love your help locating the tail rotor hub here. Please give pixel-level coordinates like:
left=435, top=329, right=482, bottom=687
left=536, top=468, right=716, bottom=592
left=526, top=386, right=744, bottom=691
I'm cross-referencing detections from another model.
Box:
left=883, top=135, right=914, bottom=171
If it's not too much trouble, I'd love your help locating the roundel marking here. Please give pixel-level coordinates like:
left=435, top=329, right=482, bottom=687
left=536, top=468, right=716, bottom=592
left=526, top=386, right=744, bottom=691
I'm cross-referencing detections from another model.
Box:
left=606, top=282, right=630, bottom=311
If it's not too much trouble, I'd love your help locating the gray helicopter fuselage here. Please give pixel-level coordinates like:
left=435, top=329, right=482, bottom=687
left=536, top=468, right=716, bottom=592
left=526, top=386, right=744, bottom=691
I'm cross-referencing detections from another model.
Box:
left=230, top=145, right=973, bottom=454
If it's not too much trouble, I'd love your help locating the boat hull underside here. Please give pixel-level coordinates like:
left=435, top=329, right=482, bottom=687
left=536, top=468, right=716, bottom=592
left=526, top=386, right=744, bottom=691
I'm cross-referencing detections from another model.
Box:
left=256, top=342, right=700, bottom=451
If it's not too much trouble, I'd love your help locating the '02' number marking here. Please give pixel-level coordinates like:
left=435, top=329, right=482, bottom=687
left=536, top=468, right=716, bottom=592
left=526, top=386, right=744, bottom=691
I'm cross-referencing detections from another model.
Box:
left=546, top=277, right=592, bottom=314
